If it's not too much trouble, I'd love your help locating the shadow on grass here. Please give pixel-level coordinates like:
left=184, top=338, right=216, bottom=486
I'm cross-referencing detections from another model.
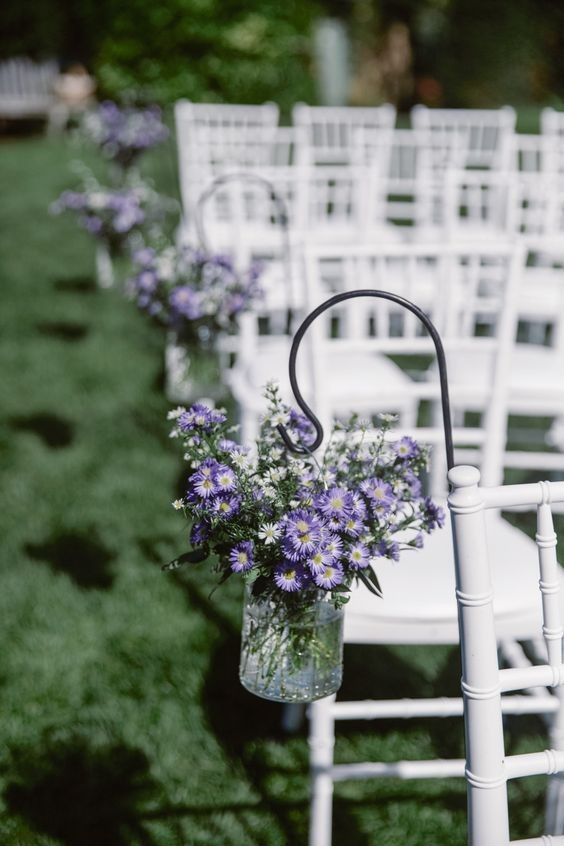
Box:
left=25, top=531, right=115, bottom=589
left=10, top=412, right=74, bottom=448
left=53, top=275, right=97, bottom=294
left=36, top=321, right=90, bottom=341
left=4, top=733, right=159, bottom=846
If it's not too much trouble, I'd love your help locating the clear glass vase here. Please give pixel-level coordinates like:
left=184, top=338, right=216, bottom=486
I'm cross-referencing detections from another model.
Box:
left=164, top=330, right=225, bottom=405
left=239, top=583, right=344, bottom=703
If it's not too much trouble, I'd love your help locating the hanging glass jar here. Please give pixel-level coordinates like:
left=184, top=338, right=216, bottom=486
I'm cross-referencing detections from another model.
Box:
left=239, top=582, right=344, bottom=703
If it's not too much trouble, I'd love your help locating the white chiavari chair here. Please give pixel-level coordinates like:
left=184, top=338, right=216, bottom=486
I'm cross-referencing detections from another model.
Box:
left=174, top=99, right=281, bottom=234
left=541, top=109, right=564, bottom=175
left=292, top=103, right=397, bottom=165
left=411, top=105, right=517, bottom=171
left=449, top=465, right=564, bottom=844
left=302, top=241, right=564, bottom=844
left=442, top=239, right=564, bottom=471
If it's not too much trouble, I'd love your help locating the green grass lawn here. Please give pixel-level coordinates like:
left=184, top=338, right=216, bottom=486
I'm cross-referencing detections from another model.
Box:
left=0, top=133, right=549, bottom=845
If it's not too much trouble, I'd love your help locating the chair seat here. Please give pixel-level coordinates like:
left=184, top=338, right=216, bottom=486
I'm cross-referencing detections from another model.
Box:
left=445, top=344, right=564, bottom=415
left=345, top=506, right=554, bottom=644
left=229, top=335, right=417, bottom=417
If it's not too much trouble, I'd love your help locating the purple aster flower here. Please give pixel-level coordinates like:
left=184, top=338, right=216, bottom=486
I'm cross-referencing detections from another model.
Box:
left=313, top=563, right=344, bottom=589
left=315, top=487, right=351, bottom=520
left=307, top=547, right=334, bottom=575
left=213, top=464, right=236, bottom=492
left=283, top=509, right=322, bottom=560
left=321, top=532, right=343, bottom=562
left=394, top=436, right=420, bottom=461
left=403, top=469, right=423, bottom=498
left=132, top=246, right=156, bottom=266
left=422, top=497, right=445, bottom=530
left=360, top=477, right=394, bottom=504
left=378, top=540, right=401, bottom=561
left=288, top=408, right=317, bottom=447
left=274, top=562, right=307, bottom=592
left=218, top=438, right=239, bottom=453
left=212, top=495, right=241, bottom=519
left=412, top=532, right=424, bottom=548
left=192, top=472, right=217, bottom=499
left=178, top=403, right=226, bottom=433
left=81, top=214, right=103, bottom=234
left=169, top=285, right=202, bottom=320
left=190, top=520, right=211, bottom=545
left=341, top=515, right=365, bottom=538
left=347, top=542, right=370, bottom=570
left=136, top=269, right=158, bottom=292
left=229, top=541, right=254, bottom=573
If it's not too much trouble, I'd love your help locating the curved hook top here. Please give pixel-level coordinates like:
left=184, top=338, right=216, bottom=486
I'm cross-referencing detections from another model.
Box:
left=194, top=171, right=290, bottom=253
left=277, top=289, right=455, bottom=470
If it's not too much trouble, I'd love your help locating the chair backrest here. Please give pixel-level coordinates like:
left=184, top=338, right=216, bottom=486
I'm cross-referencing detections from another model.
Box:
left=174, top=100, right=280, bottom=221
left=448, top=465, right=564, bottom=846
left=292, top=103, right=397, bottom=165
left=302, top=242, right=524, bottom=490
left=441, top=169, right=511, bottom=240
left=510, top=132, right=556, bottom=174
left=193, top=164, right=382, bottom=258
left=411, top=105, right=516, bottom=170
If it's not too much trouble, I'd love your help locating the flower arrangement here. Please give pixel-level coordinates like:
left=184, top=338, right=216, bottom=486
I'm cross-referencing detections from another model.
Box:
left=127, top=244, right=264, bottom=345
left=81, top=101, right=169, bottom=170
left=50, top=173, right=175, bottom=256
left=167, top=383, right=444, bottom=701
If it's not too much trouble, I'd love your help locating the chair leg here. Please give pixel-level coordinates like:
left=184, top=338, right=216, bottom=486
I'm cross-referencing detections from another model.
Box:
left=309, top=695, right=336, bottom=846
left=546, top=686, right=564, bottom=833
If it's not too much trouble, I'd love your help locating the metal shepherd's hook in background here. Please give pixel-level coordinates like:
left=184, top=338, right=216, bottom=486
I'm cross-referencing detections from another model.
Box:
left=276, top=289, right=455, bottom=472
left=194, top=172, right=295, bottom=333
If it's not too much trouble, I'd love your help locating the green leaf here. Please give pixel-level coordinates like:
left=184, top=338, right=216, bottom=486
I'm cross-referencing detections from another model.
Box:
left=162, top=545, right=210, bottom=572
left=365, top=565, right=383, bottom=597
left=330, top=583, right=351, bottom=593
left=357, top=567, right=383, bottom=598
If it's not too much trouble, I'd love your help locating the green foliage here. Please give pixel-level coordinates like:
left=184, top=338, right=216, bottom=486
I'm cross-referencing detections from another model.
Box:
left=95, top=0, right=320, bottom=110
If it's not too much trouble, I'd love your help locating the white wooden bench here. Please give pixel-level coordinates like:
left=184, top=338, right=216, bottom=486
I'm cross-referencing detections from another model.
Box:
left=0, top=57, right=59, bottom=124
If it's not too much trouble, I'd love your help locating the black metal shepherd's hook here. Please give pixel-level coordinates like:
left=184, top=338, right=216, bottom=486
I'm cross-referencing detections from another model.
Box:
left=194, top=172, right=295, bottom=333
left=276, top=289, right=455, bottom=471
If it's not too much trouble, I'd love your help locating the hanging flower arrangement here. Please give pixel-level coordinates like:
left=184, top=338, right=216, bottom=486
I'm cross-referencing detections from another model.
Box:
left=81, top=101, right=169, bottom=170
left=166, top=383, right=444, bottom=703
left=50, top=172, right=176, bottom=257
left=127, top=244, right=264, bottom=345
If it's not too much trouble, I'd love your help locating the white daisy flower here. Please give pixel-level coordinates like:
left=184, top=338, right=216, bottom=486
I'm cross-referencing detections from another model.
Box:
left=172, top=499, right=184, bottom=510
left=257, top=523, right=281, bottom=545
left=167, top=406, right=186, bottom=420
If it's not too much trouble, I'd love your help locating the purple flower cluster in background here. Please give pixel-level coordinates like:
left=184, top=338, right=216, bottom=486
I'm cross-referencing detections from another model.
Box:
left=82, top=101, right=169, bottom=169
left=50, top=176, right=175, bottom=252
left=167, top=383, right=445, bottom=610
left=126, top=243, right=263, bottom=340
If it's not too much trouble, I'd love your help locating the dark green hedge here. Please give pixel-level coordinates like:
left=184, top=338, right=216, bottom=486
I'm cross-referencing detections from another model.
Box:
left=0, top=0, right=320, bottom=111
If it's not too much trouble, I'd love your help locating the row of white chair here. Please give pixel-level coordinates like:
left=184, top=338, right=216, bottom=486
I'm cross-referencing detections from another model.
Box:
left=176, top=100, right=564, bottom=174
left=187, top=165, right=564, bottom=259
left=242, top=240, right=564, bottom=845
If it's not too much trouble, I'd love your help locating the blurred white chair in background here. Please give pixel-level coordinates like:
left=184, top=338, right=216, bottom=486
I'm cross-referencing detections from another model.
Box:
left=411, top=105, right=516, bottom=171
left=175, top=99, right=281, bottom=234
left=541, top=108, right=564, bottom=175
left=302, top=242, right=564, bottom=844
left=292, top=103, right=396, bottom=165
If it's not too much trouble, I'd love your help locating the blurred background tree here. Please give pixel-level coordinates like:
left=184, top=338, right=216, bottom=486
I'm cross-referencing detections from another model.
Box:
left=1, top=0, right=564, bottom=110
